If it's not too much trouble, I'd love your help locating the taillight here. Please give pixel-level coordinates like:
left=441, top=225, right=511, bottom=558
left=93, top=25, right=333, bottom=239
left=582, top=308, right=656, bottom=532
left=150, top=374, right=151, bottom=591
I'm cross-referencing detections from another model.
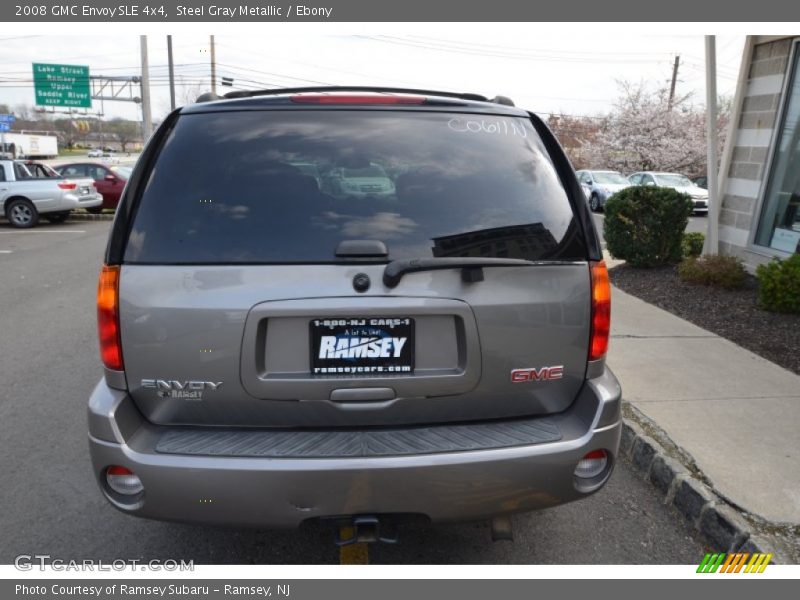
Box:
left=589, top=260, right=611, bottom=361
left=57, top=180, right=77, bottom=190
left=97, top=265, right=123, bottom=370
left=290, top=93, right=426, bottom=105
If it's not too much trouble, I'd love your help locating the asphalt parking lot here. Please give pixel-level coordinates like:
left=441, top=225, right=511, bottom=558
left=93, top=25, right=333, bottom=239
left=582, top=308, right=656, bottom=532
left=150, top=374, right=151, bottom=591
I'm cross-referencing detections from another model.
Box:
left=0, top=220, right=710, bottom=564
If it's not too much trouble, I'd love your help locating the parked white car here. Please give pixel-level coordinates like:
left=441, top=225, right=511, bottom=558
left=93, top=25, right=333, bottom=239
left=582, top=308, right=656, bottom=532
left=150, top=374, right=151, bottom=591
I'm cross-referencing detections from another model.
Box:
left=0, top=159, right=102, bottom=227
left=87, top=149, right=103, bottom=158
left=627, top=171, right=709, bottom=213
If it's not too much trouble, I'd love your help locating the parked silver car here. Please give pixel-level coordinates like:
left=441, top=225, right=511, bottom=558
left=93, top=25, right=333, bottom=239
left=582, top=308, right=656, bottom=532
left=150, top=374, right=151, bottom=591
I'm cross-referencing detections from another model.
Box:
left=1, top=159, right=102, bottom=227
left=576, top=170, right=632, bottom=212
left=88, top=87, right=621, bottom=541
left=628, top=171, right=709, bottom=213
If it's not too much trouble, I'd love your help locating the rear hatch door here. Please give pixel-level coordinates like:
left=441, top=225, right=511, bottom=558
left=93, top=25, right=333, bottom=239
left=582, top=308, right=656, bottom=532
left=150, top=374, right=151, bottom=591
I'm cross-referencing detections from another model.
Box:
left=118, top=106, right=590, bottom=428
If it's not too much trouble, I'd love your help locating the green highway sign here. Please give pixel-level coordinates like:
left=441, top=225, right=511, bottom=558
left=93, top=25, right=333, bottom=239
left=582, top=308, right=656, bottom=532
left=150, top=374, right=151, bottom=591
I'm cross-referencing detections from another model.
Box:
left=32, top=63, right=91, bottom=108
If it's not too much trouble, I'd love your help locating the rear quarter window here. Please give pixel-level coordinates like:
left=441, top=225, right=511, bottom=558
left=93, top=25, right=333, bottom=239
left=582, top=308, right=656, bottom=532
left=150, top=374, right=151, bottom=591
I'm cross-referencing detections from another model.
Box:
left=125, top=110, right=586, bottom=264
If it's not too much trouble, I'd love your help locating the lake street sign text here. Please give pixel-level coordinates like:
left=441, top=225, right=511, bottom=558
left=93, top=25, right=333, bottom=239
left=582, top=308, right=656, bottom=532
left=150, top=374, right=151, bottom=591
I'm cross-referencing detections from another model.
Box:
left=32, top=63, right=91, bottom=108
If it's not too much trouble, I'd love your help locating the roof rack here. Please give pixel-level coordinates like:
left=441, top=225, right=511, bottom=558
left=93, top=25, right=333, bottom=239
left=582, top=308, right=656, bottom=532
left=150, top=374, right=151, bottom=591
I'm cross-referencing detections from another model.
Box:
left=217, top=86, right=496, bottom=104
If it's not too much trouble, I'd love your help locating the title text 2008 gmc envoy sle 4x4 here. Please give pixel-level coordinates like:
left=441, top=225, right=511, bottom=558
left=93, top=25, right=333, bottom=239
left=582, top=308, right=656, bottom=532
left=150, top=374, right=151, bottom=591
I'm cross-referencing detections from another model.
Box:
left=88, top=87, right=621, bottom=544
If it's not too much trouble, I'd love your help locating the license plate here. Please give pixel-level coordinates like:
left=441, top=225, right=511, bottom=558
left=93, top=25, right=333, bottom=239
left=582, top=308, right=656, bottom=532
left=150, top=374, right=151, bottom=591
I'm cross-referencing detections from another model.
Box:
left=310, top=317, right=415, bottom=375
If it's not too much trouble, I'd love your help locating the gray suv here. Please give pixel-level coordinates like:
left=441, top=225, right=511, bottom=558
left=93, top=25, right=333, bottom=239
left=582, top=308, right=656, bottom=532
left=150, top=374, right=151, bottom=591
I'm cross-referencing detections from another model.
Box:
left=89, top=87, right=621, bottom=541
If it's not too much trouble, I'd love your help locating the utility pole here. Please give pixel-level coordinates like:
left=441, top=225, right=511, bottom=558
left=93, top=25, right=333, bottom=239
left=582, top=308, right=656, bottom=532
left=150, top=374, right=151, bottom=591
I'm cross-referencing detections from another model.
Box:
left=668, top=55, right=681, bottom=111
left=140, top=35, right=153, bottom=142
left=704, top=37, right=719, bottom=256
left=210, top=35, right=217, bottom=94
left=167, top=35, right=176, bottom=111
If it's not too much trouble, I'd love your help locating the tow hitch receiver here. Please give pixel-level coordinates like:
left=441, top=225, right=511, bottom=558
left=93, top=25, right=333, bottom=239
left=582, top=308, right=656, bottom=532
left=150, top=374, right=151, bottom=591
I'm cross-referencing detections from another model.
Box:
left=334, top=516, right=399, bottom=546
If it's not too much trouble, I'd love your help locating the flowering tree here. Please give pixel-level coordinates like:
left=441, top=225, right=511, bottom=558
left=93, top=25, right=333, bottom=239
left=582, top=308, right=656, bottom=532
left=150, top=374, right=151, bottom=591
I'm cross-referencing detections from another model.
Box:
left=575, top=82, right=730, bottom=178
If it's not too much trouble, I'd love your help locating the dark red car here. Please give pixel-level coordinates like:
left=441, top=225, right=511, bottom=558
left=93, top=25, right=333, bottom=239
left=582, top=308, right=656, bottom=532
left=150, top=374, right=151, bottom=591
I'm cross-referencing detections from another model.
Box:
left=54, top=162, right=131, bottom=212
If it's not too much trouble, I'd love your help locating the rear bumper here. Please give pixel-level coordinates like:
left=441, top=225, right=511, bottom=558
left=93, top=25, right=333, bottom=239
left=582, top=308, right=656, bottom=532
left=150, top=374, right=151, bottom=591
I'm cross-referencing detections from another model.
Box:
left=87, top=366, right=622, bottom=528
left=45, top=192, right=102, bottom=212
left=76, top=192, right=103, bottom=208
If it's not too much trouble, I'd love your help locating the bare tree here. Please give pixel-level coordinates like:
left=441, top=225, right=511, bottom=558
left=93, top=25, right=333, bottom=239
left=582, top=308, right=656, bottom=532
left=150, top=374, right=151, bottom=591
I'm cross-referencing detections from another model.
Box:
left=106, top=118, right=140, bottom=153
left=178, top=75, right=209, bottom=106
left=547, top=113, right=606, bottom=169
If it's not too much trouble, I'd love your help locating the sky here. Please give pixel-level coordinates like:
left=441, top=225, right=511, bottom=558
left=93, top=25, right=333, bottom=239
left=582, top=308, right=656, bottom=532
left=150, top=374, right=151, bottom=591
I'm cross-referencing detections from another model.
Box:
left=0, top=33, right=746, bottom=123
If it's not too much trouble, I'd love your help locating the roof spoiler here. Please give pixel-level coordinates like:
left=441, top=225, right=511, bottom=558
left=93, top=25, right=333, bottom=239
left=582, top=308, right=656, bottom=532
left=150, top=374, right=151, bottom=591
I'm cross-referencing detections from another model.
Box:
left=195, top=86, right=513, bottom=106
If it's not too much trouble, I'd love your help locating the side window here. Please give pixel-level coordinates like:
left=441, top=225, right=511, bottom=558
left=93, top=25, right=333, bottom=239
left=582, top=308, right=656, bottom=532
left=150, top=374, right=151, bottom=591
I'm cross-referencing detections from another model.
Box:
left=628, top=174, right=641, bottom=185
left=13, top=163, right=32, bottom=179
left=642, top=174, right=655, bottom=186
left=89, top=166, right=109, bottom=181
left=578, top=172, right=591, bottom=185
left=0, top=166, right=5, bottom=182
left=61, top=165, right=87, bottom=177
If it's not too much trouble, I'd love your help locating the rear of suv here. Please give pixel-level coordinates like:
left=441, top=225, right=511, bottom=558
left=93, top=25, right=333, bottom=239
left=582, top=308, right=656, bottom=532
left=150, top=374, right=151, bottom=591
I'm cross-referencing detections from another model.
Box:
left=89, top=87, right=621, bottom=535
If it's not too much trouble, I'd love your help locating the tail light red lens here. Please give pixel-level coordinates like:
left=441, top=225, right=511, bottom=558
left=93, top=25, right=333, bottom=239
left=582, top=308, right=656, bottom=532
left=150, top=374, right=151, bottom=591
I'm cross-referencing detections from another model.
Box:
left=589, top=260, right=611, bottom=361
left=97, top=265, right=123, bottom=370
left=290, top=93, right=426, bottom=105
left=57, top=181, right=77, bottom=190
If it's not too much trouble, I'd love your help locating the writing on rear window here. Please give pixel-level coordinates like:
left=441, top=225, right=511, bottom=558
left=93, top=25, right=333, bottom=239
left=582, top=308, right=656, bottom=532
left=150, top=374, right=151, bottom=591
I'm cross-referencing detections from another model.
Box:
left=447, top=117, right=528, bottom=136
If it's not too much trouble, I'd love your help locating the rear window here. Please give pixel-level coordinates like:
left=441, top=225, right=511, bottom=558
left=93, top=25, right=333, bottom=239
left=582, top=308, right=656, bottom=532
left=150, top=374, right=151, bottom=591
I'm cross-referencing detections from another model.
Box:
left=125, top=110, right=585, bottom=264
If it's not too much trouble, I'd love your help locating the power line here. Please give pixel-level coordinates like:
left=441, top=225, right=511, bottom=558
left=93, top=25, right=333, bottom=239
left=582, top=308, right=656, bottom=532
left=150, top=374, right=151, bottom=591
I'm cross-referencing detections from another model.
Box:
left=405, top=34, right=676, bottom=59
left=358, top=35, right=676, bottom=65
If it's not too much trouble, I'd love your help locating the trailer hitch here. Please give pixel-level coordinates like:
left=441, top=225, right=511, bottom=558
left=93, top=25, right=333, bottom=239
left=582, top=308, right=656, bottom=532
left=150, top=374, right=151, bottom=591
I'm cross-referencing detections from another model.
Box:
left=334, top=515, right=399, bottom=546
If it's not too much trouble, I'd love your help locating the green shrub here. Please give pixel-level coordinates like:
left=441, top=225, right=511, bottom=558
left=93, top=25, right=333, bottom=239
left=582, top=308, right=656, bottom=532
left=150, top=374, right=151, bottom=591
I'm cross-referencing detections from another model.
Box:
left=603, top=186, right=693, bottom=267
left=756, top=254, right=800, bottom=313
left=678, top=255, right=746, bottom=289
left=682, top=232, right=705, bottom=258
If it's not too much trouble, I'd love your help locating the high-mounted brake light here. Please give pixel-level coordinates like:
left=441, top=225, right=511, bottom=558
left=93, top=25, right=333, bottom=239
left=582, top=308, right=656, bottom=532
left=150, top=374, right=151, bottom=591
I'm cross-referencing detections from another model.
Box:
left=57, top=180, right=77, bottom=190
left=97, top=265, right=123, bottom=370
left=589, top=260, right=611, bottom=361
left=290, top=93, right=426, bottom=105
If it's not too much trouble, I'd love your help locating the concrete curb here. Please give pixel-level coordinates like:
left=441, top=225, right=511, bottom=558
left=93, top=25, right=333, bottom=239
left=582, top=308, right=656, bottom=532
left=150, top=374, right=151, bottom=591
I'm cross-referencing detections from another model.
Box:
left=620, top=417, right=790, bottom=562
left=67, top=212, right=115, bottom=221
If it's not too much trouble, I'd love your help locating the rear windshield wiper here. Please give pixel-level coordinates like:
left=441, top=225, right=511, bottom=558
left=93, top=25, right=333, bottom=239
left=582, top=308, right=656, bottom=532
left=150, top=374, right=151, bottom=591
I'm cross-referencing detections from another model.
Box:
left=383, top=257, right=535, bottom=288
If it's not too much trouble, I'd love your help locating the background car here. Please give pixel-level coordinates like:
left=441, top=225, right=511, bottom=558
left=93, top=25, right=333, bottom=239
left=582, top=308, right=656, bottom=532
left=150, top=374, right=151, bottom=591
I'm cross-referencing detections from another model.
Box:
left=324, top=162, right=395, bottom=197
left=1, top=159, right=101, bottom=227
left=576, top=169, right=632, bottom=212
left=14, top=160, right=104, bottom=221
left=628, top=171, right=709, bottom=213
left=54, top=162, right=129, bottom=212
left=87, top=149, right=103, bottom=158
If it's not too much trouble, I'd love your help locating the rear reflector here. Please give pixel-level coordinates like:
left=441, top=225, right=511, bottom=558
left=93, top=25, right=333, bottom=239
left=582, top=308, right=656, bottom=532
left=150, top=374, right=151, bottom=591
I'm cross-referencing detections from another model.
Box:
left=57, top=181, right=77, bottom=190
left=589, top=260, right=611, bottom=361
left=97, top=265, right=123, bottom=370
left=290, top=93, right=426, bottom=105
left=106, top=466, right=143, bottom=496
left=575, top=449, right=608, bottom=479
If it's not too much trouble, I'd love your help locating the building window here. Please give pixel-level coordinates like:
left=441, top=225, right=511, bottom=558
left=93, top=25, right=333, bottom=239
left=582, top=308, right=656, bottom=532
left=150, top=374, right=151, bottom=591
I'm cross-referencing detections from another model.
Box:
left=755, top=41, right=800, bottom=254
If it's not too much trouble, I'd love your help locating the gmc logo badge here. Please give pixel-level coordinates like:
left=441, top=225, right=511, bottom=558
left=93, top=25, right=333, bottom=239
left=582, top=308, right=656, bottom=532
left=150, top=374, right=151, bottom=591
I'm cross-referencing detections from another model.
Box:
left=510, top=366, right=564, bottom=382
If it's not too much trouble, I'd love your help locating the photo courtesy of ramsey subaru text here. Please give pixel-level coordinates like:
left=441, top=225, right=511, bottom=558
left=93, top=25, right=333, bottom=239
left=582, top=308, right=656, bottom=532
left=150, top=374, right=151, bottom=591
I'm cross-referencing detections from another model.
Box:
left=89, top=87, right=620, bottom=543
